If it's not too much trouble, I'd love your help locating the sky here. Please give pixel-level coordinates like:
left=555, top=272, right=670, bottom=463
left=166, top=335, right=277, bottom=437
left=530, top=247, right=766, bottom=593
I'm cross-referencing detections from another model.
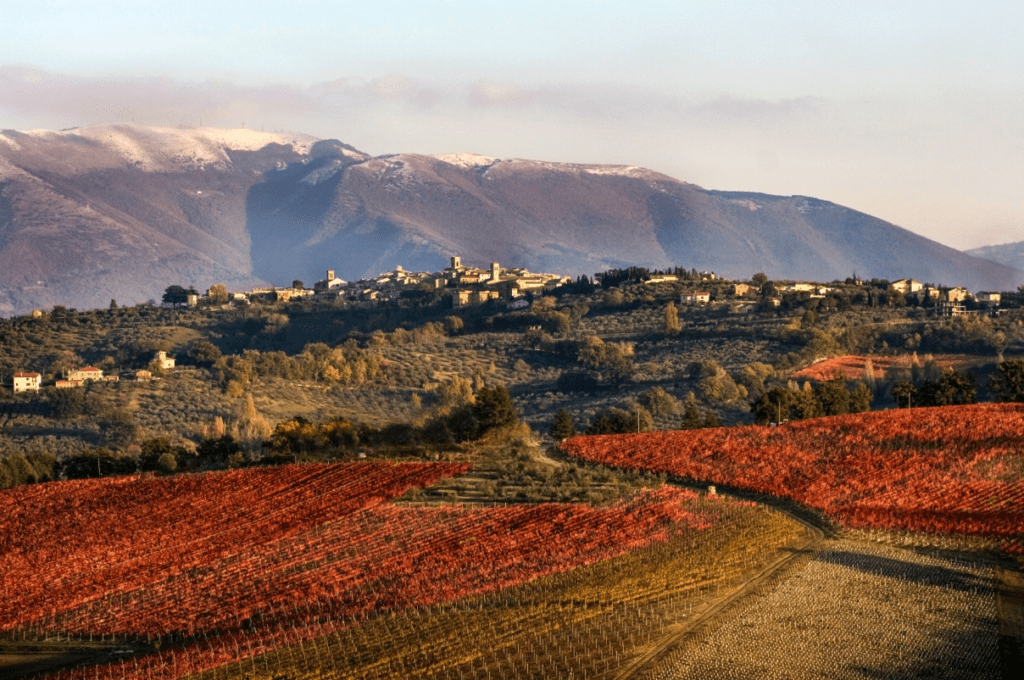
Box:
left=2, top=0, right=1022, bottom=251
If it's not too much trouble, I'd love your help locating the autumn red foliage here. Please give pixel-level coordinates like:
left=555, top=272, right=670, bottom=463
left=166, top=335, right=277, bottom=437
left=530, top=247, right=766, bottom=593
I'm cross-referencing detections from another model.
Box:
left=791, top=354, right=974, bottom=382
left=0, top=461, right=726, bottom=680
left=561, top=403, right=1024, bottom=552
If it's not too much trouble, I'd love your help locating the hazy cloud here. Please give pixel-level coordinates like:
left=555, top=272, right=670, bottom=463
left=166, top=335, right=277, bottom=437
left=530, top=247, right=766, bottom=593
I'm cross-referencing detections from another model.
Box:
left=1, top=66, right=827, bottom=132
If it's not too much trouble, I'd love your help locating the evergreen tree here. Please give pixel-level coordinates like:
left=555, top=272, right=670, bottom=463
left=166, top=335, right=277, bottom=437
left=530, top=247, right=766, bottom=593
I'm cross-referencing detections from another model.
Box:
left=549, top=409, right=577, bottom=441
left=664, top=301, right=681, bottom=336
left=472, top=385, right=519, bottom=433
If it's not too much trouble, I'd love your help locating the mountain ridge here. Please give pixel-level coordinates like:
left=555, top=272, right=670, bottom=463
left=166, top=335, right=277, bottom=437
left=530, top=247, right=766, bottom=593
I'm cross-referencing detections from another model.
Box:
left=0, top=124, right=1018, bottom=316
left=965, top=242, right=1024, bottom=280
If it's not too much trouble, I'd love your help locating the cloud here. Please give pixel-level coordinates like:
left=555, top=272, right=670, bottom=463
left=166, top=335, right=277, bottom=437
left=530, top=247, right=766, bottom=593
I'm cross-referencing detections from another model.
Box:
left=1, top=65, right=827, bottom=134
left=470, top=80, right=532, bottom=107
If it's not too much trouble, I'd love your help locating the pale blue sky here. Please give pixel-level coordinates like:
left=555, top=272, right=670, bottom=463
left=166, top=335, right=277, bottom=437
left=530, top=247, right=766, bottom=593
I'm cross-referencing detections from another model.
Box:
left=2, top=1, right=1022, bottom=250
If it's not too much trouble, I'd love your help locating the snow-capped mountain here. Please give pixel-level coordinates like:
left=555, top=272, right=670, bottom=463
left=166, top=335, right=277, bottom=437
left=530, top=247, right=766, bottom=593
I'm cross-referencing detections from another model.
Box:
left=0, top=124, right=1018, bottom=315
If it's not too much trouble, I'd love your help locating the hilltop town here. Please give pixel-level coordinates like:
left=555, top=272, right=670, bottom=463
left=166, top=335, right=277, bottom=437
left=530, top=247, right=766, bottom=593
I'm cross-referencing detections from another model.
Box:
left=5, top=257, right=1017, bottom=397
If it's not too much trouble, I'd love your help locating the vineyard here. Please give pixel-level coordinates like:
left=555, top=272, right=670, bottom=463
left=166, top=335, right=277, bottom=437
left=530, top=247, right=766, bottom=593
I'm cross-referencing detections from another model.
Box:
left=561, top=403, right=1024, bottom=554
left=0, top=462, right=807, bottom=679
left=790, top=353, right=975, bottom=382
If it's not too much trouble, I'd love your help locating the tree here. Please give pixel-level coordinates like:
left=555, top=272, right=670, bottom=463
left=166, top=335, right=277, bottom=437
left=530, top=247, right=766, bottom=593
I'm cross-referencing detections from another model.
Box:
left=98, top=409, right=140, bottom=450
left=47, top=387, right=87, bottom=419
left=638, top=386, right=680, bottom=418
left=188, top=339, right=222, bottom=367
left=162, top=285, right=189, bottom=305
left=549, top=409, right=577, bottom=441
left=991, top=331, right=1009, bottom=362
left=918, top=369, right=977, bottom=406
left=292, top=280, right=304, bottom=289
left=892, top=380, right=916, bottom=408
left=849, top=382, right=873, bottom=413
left=207, top=283, right=229, bottom=305
left=751, top=387, right=795, bottom=425
left=586, top=406, right=652, bottom=435
left=197, top=435, right=241, bottom=467
left=813, top=373, right=851, bottom=416
left=663, top=301, right=681, bottom=336
left=751, top=272, right=769, bottom=287
left=990, top=359, right=1024, bottom=402
left=472, top=385, right=519, bottom=433
left=109, top=299, right=118, bottom=310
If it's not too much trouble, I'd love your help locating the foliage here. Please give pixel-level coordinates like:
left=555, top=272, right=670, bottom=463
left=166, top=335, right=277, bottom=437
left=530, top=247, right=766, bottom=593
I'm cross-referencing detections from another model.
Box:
left=664, top=300, right=681, bottom=336
left=472, top=384, right=519, bottom=434
left=162, top=285, right=198, bottom=305
left=548, top=408, right=577, bottom=441
left=990, top=359, right=1024, bottom=402
left=46, top=386, right=88, bottom=419
left=892, top=380, right=917, bottom=407
left=97, top=408, right=140, bottom=450
left=586, top=405, right=653, bottom=435
left=750, top=377, right=873, bottom=425
left=58, top=448, right=138, bottom=480
left=196, top=435, right=242, bottom=468
left=917, top=368, right=977, bottom=407
left=0, top=451, right=55, bottom=489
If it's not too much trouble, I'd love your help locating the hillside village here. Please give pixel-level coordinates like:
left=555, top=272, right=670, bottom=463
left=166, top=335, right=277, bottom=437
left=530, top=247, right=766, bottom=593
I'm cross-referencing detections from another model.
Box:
left=5, top=254, right=1018, bottom=395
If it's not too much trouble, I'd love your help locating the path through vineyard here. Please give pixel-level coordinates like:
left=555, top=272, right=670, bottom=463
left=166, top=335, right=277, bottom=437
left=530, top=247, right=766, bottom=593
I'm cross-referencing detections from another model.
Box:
left=636, top=536, right=1017, bottom=679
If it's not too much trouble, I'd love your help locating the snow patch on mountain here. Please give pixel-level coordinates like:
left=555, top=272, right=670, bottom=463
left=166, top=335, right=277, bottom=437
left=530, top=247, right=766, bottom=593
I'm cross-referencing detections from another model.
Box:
left=11, top=124, right=318, bottom=171
left=434, top=153, right=496, bottom=169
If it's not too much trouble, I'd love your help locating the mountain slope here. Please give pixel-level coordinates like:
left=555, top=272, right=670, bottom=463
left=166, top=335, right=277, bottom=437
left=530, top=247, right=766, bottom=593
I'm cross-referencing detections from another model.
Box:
left=965, top=242, right=1024, bottom=278
left=0, top=124, right=1019, bottom=316
left=246, top=150, right=1021, bottom=293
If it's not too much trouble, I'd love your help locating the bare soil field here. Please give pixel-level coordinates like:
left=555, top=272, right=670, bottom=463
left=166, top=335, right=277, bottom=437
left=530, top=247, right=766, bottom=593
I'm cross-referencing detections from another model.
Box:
left=641, top=538, right=1007, bottom=679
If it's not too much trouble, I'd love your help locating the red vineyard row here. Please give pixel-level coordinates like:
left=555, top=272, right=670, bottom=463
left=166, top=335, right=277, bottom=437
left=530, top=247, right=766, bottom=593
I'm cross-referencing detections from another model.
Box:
left=1, top=462, right=747, bottom=680
left=560, top=403, right=1024, bottom=550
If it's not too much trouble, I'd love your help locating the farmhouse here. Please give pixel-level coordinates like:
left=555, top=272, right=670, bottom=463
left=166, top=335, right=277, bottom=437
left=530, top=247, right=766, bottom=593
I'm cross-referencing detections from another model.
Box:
left=681, top=292, right=711, bottom=304
left=68, top=366, right=103, bottom=382
left=155, top=351, right=175, bottom=370
left=13, top=372, right=41, bottom=393
left=976, top=292, right=1001, bottom=305
left=731, top=283, right=753, bottom=297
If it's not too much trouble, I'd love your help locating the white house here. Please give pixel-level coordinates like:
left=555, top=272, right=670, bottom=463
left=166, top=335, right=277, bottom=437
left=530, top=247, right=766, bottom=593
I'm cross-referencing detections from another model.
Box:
left=681, top=292, right=711, bottom=304
left=892, top=279, right=924, bottom=294
left=13, top=372, right=41, bottom=393
left=68, top=367, right=103, bottom=382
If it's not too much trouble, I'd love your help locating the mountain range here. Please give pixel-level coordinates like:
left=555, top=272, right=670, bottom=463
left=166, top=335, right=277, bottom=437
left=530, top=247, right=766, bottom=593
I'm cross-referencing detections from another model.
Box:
left=0, top=124, right=1018, bottom=316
